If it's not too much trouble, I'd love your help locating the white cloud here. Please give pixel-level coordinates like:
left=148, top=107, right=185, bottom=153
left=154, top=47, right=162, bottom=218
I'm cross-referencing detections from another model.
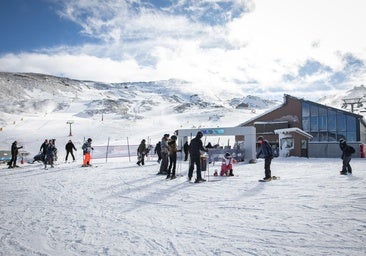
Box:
left=0, top=0, right=366, bottom=100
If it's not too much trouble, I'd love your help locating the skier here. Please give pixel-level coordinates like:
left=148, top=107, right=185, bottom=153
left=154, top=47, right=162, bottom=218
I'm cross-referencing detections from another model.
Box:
left=339, top=139, right=355, bottom=175
left=82, top=138, right=94, bottom=167
left=65, top=140, right=77, bottom=162
left=220, top=152, right=235, bottom=176
left=183, top=141, right=189, bottom=161
left=167, top=135, right=179, bottom=179
left=256, top=136, right=274, bottom=181
left=44, top=139, right=56, bottom=169
left=136, top=139, right=147, bottom=166
left=39, top=139, right=48, bottom=161
left=157, top=134, right=169, bottom=175
left=154, top=141, right=162, bottom=163
left=188, top=131, right=207, bottom=183
left=8, top=141, right=23, bottom=168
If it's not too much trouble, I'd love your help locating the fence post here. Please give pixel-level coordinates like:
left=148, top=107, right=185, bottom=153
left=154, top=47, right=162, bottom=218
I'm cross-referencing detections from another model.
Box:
left=105, top=137, right=110, bottom=163
left=127, top=137, right=131, bottom=162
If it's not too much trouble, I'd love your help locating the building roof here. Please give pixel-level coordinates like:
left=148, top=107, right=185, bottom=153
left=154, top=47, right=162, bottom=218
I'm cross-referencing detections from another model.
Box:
left=274, top=128, right=313, bottom=139
left=238, top=94, right=366, bottom=127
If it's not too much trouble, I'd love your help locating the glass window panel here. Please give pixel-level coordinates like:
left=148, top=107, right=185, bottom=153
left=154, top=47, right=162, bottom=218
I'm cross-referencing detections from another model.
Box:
left=310, top=132, right=319, bottom=141
left=319, top=107, right=327, bottom=116
left=328, top=114, right=336, bottom=131
left=310, top=105, right=318, bottom=116
left=302, top=117, right=310, bottom=131
left=302, top=102, right=310, bottom=117
left=310, top=116, right=318, bottom=131
left=328, top=131, right=337, bottom=141
left=346, top=132, right=356, bottom=142
left=346, top=115, right=356, bottom=132
left=319, top=132, right=328, bottom=141
left=337, top=131, right=346, bottom=141
left=337, top=113, right=346, bottom=131
left=319, top=115, right=327, bottom=130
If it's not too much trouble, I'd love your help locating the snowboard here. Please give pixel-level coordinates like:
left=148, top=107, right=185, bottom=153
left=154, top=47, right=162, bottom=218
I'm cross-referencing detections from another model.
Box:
left=258, top=176, right=280, bottom=182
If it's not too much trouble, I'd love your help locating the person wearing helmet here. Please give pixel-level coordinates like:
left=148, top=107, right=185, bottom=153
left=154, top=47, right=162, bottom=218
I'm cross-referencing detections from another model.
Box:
left=339, top=139, right=355, bottom=175
left=220, top=152, right=235, bottom=176
left=82, top=138, right=94, bottom=167
left=188, top=131, right=207, bottom=183
left=256, top=136, right=274, bottom=181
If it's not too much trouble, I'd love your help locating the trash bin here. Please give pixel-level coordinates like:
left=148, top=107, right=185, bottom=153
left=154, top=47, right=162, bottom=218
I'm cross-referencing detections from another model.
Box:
left=200, top=155, right=208, bottom=172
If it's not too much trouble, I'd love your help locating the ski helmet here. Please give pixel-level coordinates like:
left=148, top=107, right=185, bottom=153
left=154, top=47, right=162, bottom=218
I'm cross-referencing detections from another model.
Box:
left=225, top=152, right=231, bottom=158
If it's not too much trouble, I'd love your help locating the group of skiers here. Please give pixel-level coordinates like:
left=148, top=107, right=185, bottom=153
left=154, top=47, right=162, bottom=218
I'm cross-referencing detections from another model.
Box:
left=6, top=131, right=356, bottom=179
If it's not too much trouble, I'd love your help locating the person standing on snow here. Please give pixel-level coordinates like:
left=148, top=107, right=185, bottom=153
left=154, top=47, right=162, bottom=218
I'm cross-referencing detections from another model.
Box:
left=339, top=139, right=355, bottom=175
left=183, top=141, right=189, bottom=161
left=44, top=139, right=56, bottom=169
left=154, top=141, right=162, bottom=163
left=188, top=131, right=207, bottom=183
left=65, top=140, right=77, bottom=162
left=40, top=139, right=48, bottom=161
left=8, top=141, right=23, bottom=168
left=136, top=139, right=147, bottom=166
left=256, top=136, right=274, bottom=181
left=158, top=134, right=169, bottom=175
left=82, top=138, right=94, bottom=167
left=167, top=135, right=180, bottom=179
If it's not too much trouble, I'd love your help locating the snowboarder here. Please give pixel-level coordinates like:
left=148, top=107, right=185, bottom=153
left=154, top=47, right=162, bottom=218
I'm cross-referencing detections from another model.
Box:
left=136, top=139, right=147, bottom=166
left=183, top=141, right=189, bottom=161
left=167, top=135, right=179, bottom=179
left=220, top=152, right=235, bottom=176
left=154, top=141, right=162, bottom=163
left=339, top=139, right=355, bottom=175
left=8, top=141, right=23, bottom=168
left=158, top=134, right=169, bottom=175
left=82, top=138, right=94, bottom=167
left=256, top=136, right=274, bottom=181
left=65, top=140, right=77, bottom=162
left=188, top=131, right=207, bottom=183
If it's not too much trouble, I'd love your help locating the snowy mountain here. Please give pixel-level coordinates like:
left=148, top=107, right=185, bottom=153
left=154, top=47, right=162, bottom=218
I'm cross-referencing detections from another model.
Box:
left=318, top=84, right=366, bottom=114
left=0, top=72, right=279, bottom=149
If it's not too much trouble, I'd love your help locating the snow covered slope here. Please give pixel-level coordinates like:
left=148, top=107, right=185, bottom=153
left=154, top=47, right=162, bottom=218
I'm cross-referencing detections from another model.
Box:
left=0, top=157, right=365, bottom=255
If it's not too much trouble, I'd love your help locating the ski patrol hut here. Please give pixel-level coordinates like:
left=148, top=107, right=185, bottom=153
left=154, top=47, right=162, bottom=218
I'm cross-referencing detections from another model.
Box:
left=176, top=126, right=257, bottom=163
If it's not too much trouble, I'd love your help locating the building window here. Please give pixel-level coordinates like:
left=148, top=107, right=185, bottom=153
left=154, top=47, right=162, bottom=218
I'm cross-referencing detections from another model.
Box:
left=302, top=102, right=359, bottom=142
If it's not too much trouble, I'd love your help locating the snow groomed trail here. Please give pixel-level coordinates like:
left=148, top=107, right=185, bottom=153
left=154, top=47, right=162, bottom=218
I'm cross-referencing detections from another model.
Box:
left=1, top=158, right=365, bottom=256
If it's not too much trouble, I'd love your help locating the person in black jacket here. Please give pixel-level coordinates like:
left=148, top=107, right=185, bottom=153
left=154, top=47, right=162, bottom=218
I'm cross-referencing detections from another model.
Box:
left=40, top=139, right=48, bottom=161
left=8, top=141, right=23, bottom=168
left=256, top=136, right=274, bottom=181
left=188, top=131, right=207, bottom=183
left=183, top=141, right=189, bottom=161
left=339, top=139, right=355, bottom=175
left=65, top=140, right=77, bottom=162
left=154, top=141, right=162, bottom=163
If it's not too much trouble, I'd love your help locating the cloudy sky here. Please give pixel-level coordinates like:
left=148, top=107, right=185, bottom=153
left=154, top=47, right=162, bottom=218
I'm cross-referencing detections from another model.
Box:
left=0, top=0, right=365, bottom=100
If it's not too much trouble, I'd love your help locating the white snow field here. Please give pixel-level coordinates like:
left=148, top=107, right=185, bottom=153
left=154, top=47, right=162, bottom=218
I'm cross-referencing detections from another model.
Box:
left=1, top=157, right=365, bottom=256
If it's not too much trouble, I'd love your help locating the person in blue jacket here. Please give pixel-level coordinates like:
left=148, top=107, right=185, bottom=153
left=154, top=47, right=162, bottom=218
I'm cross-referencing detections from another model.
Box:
left=256, top=136, right=274, bottom=181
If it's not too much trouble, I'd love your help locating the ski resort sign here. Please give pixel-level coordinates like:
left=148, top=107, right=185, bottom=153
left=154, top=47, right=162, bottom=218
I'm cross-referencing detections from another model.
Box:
left=177, top=126, right=257, bottom=163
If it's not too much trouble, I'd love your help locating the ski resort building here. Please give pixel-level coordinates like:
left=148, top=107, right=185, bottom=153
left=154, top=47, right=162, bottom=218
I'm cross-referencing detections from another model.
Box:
left=238, top=94, right=366, bottom=158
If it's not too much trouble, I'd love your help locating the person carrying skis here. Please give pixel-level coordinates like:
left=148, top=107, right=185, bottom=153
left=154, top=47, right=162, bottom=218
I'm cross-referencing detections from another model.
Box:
left=220, top=152, right=235, bottom=176
left=65, top=140, right=77, bottom=162
left=82, top=138, right=94, bottom=167
left=188, top=131, right=207, bottom=183
left=136, top=139, right=147, bottom=166
left=158, top=134, right=169, bottom=175
left=339, top=139, right=355, bottom=175
left=167, top=135, right=180, bottom=179
left=256, top=136, right=274, bottom=181
left=8, top=141, right=23, bottom=168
